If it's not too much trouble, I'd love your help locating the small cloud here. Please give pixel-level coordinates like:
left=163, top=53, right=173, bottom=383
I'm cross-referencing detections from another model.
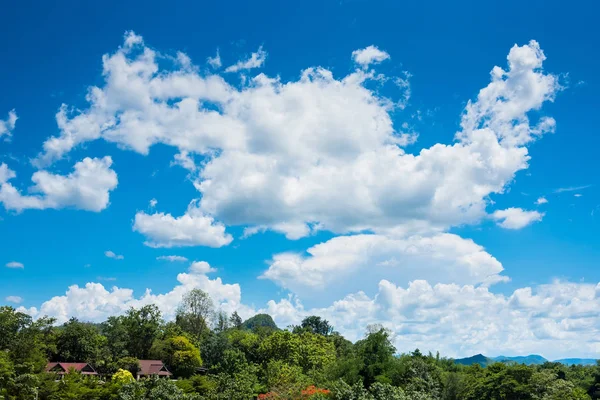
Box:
left=207, top=49, right=222, bottom=69
left=554, top=184, right=593, bottom=193
left=149, top=198, right=158, bottom=208
left=5, top=296, right=22, bottom=304
left=157, top=255, right=189, bottom=262
left=352, top=45, right=390, bottom=67
left=574, top=193, right=583, bottom=198
left=492, top=208, right=544, bottom=229
left=97, top=276, right=117, bottom=282
left=5, top=261, right=24, bottom=269
left=189, top=261, right=216, bottom=274
left=535, top=197, right=548, bottom=205
left=225, top=46, right=267, bottom=73
left=104, top=250, right=124, bottom=260
left=0, top=109, right=18, bottom=139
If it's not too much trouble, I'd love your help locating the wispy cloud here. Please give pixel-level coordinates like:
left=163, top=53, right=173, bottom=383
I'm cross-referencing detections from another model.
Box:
left=574, top=193, right=583, bottom=198
left=104, top=250, right=124, bottom=260
left=535, top=197, right=548, bottom=205
left=225, top=46, right=267, bottom=73
left=5, top=261, right=24, bottom=269
left=5, top=296, right=22, bottom=303
left=97, top=276, right=117, bottom=282
left=554, top=184, right=593, bottom=193
left=156, top=255, right=189, bottom=262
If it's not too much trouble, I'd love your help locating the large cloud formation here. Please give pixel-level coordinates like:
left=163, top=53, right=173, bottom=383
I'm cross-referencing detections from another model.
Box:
left=14, top=33, right=587, bottom=358
left=34, top=33, right=557, bottom=240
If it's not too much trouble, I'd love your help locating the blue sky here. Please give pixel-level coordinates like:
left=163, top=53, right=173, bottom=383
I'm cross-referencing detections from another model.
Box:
left=1, top=0, right=599, bottom=359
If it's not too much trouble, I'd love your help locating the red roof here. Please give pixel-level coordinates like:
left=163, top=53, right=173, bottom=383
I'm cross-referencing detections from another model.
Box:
left=137, top=360, right=172, bottom=376
left=46, top=362, right=97, bottom=375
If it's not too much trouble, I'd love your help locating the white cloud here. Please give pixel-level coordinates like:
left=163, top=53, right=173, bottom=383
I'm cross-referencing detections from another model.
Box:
left=262, top=233, right=508, bottom=301
left=5, top=261, right=24, bottom=269
left=189, top=260, right=216, bottom=274
left=351, top=45, right=390, bottom=67
left=225, top=46, right=267, bottom=72
left=5, top=296, right=22, bottom=304
left=207, top=49, right=222, bottom=69
left=24, top=261, right=251, bottom=324
left=21, top=265, right=600, bottom=359
left=157, top=255, right=189, bottom=262
left=0, top=110, right=17, bottom=139
left=574, top=193, right=583, bottom=198
left=0, top=157, right=118, bottom=212
left=133, top=200, right=232, bottom=248
left=554, top=184, right=592, bottom=193
left=149, top=198, right=158, bottom=208
left=0, top=163, right=16, bottom=184
left=492, top=207, right=544, bottom=229
left=536, top=196, right=548, bottom=205
left=105, top=250, right=124, bottom=260
left=31, top=36, right=557, bottom=241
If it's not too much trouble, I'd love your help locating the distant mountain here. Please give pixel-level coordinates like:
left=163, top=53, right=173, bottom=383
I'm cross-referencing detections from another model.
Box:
left=454, top=354, right=597, bottom=366
left=493, top=355, right=548, bottom=365
left=241, top=313, right=279, bottom=331
left=454, top=354, right=494, bottom=367
left=554, top=358, right=598, bottom=366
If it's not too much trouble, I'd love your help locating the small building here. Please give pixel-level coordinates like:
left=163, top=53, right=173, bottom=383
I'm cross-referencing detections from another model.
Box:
left=46, top=362, right=98, bottom=376
left=136, top=360, right=173, bottom=380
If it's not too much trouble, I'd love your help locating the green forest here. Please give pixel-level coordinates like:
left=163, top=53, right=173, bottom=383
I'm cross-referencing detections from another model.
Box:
left=1, top=289, right=598, bottom=400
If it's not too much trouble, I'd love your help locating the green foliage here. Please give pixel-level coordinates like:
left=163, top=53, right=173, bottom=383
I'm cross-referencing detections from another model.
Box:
left=151, top=336, right=202, bottom=378
left=1, top=291, right=598, bottom=400
left=229, top=311, right=243, bottom=329
left=115, top=356, right=141, bottom=375
left=55, top=318, right=105, bottom=364
left=176, top=289, right=214, bottom=342
left=241, top=313, right=279, bottom=332
left=292, top=316, right=334, bottom=336
left=122, top=305, right=163, bottom=359
left=113, top=368, right=135, bottom=385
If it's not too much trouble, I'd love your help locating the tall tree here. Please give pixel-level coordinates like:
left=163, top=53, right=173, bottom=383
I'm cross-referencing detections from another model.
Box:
left=55, top=318, right=104, bottom=363
left=122, top=305, right=163, bottom=359
left=176, top=289, right=214, bottom=341
left=293, top=316, right=334, bottom=336
left=229, top=311, right=243, bottom=329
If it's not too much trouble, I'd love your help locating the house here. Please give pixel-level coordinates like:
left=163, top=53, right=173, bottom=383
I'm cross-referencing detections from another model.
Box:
left=45, top=362, right=98, bottom=376
left=136, top=360, right=173, bottom=380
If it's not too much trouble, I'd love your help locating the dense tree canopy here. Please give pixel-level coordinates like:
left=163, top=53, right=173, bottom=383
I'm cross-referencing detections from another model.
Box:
left=0, top=291, right=598, bottom=400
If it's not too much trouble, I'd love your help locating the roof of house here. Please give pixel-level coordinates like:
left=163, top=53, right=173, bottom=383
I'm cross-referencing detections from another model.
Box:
left=46, top=362, right=98, bottom=375
left=137, top=360, right=173, bottom=376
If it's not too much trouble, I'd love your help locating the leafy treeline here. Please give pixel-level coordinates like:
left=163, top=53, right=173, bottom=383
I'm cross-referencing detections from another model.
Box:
left=1, top=289, right=599, bottom=399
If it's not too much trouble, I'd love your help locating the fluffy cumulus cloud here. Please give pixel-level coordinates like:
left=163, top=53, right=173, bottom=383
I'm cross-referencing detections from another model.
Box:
left=133, top=200, right=232, bottom=248
left=20, top=265, right=600, bottom=359
left=0, top=109, right=17, bottom=138
left=32, top=34, right=557, bottom=242
left=21, top=34, right=587, bottom=357
left=262, top=233, right=508, bottom=300
left=351, top=45, right=390, bottom=67
left=492, top=207, right=544, bottom=229
left=0, top=157, right=118, bottom=212
left=22, top=261, right=252, bottom=324
left=536, top=196, right=548, bottom=205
